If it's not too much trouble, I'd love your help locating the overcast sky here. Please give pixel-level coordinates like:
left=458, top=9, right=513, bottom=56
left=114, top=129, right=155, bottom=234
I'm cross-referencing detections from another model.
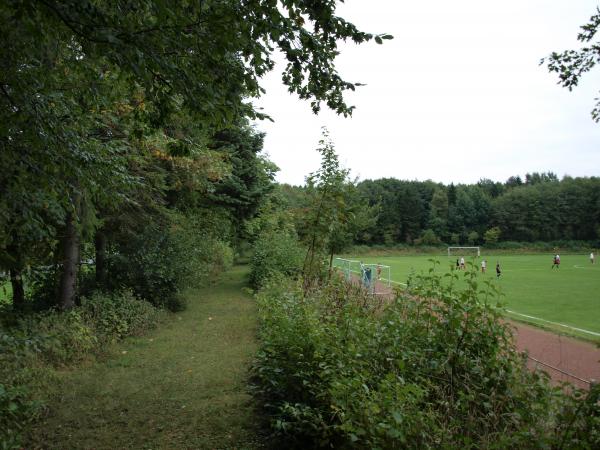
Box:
left=252, top=0, right=600, bottom=186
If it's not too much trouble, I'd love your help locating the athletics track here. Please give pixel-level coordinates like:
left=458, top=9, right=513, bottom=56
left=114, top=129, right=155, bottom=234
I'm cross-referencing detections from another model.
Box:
left=349, top=275, right=600, bottom=390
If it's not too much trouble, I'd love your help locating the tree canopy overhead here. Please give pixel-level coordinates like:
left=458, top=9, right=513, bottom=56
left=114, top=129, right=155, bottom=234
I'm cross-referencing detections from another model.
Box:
left=0, top=0, right=390, bottom=309
left=2, top=0, right=389, bottom=122
left=544, top=7, right=600, bottom=122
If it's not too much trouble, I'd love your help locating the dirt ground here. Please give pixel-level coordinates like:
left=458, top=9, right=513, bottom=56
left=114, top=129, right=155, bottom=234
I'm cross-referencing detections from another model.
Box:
left=511, top=322, right=600, bottom=389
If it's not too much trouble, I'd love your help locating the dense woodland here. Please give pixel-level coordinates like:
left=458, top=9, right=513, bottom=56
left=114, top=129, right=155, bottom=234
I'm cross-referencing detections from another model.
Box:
left=2, top=1, right=600, bottom=448
left=278, top=173, right=600, bottom=248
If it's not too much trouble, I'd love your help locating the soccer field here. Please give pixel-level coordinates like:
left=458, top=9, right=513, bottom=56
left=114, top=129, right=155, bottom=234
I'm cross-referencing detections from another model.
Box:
left=338, top=254, right=600, bottom=340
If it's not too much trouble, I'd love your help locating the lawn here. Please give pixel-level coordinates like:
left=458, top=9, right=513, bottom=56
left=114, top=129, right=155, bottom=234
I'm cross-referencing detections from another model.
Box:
left=336, top=254, right=600, bottom=340
left=0, top=281, right=12, bottom=305
left=26, top=266, right=266, bottom=449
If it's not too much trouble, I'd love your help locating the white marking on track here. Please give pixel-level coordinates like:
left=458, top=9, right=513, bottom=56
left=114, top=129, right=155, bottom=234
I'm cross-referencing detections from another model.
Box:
left=505, top=310, right=600, bottom=337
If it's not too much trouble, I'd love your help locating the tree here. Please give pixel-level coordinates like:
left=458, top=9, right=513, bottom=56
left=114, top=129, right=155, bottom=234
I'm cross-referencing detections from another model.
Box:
left=484, top=227, right=501, bottom=245
left=207, top=121, right=278, bottom=243
left=300, top=129, right=376, bottom=288
left=477, top=178, right=504, bottom=198
left=544, top=7, right=600, bottom=122
left=505, top=176, right=523, bottom=189
left=418, top=229, right=441, bottom=245
left=357, top=179, right=404, bottom=245
left=467, top=230, right=479, bottom=245
left=525, top=172, right=559, bottom=185
left=428, top=187, right=449, bottom=239
left=1, top=0, right=391, bottom=309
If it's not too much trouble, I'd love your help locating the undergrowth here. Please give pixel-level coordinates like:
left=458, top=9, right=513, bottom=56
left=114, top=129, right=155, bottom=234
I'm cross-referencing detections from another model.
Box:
left=252, top=265, right=600, bottom=448
left=0, top=290, right=164, bottom=449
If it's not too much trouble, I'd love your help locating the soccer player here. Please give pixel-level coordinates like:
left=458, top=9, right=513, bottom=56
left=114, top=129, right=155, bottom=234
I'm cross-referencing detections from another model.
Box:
left=376, top=263, right=382, bottom=280
left=460, top=256, right=465, bottom=270
left=551, top=254, right=560, bottom=269
left=481, top=259, right=487, bottom=273
left=591, top=252, right=595, bottom=264
left=496, top=262, right=501, bottom=278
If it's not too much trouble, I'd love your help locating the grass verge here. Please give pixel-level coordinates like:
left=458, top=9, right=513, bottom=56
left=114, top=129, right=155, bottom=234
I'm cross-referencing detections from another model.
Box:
left=26, top=266, right=264, bottom=449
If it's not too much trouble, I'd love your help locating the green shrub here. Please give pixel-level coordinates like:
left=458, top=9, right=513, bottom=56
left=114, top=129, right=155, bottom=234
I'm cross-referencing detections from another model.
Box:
left=16, top=310, right=96, bottom=365
left=80, top=290, right=164, bottom=345
left=252, top=266, right=596, bottom=448
left=415, top=229, right=441, bottom=245
left=106, top=214, right=233, bottom=311
left=0, top=290, right=163, bottom=449
left=0, top=383, right=41, bottom=450
left=249, top=230, right=304, bottom=290
left=0, top=331, right=46, bottom=449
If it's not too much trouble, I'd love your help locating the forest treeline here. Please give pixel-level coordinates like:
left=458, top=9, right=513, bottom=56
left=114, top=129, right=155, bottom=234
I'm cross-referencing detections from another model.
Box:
left=279, top=172, right=600, bottom=247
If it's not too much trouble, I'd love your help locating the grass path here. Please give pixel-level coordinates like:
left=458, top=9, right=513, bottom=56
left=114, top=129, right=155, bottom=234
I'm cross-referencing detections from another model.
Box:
left=27, top=266, right=264, bottom=449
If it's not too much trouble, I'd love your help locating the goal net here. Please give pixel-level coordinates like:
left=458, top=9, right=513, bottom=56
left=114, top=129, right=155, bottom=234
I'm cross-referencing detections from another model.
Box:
left=447, top=246, right=480, bottom=257
left=333, top=258, right=392, bottom=295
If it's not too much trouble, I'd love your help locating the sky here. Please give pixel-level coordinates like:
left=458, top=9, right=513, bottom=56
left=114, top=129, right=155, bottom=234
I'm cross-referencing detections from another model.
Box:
left=252, top=0, right=600, bottom=186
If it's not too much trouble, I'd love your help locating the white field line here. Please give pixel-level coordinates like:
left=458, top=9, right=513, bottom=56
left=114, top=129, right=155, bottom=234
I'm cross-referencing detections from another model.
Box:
left=505, top=310, right=600, bottom=337
left=336, top=266, right=599, bottom=337
left=573, top=264, right=596, bottom=270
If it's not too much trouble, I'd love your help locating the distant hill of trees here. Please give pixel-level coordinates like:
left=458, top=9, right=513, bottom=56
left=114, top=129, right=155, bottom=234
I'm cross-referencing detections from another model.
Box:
left=279, top=172, right=600, bottom=246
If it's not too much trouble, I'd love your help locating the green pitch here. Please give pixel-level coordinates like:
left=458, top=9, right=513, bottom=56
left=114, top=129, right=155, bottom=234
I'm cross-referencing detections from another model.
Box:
left=337, top=254, right=600, bottom=340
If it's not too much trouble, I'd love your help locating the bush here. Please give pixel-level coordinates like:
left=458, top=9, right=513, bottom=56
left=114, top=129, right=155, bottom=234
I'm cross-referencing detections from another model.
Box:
left=252, top=266, right=597, bottom=448
left=484, top=226, right=501, bottom=244
left=106, top=214, right=233, bottom=311
left=415, top=229, right=441, bottom=245
left=0, top=290, right=163, bottom=449
left=249, top=230, right=304, bottom=290
left=0, top=383, right=41, bottom=450
left=0, top=332, right=45, bottom=449
left=16, top=310, right=97, bottom=365
left=80, top=290, right=164, bottom=345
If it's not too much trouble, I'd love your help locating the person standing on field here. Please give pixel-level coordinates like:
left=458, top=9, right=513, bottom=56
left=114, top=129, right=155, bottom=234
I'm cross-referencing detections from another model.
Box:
left=360, top=261, right=366, bottom=285
left=460, top=256, right=465, bottom=270
left=591, top=252, right=595, bottom=264
left=481, top=259, right=487, bottom=273
left=496, top=262, right=501, bottom=278
left=552, top=254, right=560, bottom=269
left=376, top=263, right=382, bottom=280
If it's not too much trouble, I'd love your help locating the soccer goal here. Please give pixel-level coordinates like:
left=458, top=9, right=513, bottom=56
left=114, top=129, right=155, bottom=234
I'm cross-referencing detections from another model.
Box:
left=333, top=257, right=392, bottom=295
left=447, top=246, right=480, bottom=257
left=333, top=257, right=361, bottom=281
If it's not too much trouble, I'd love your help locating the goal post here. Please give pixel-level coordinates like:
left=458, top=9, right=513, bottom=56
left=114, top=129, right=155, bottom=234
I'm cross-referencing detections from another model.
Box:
left=448, top=246, right=480, bottom=257
left=333, top=257, right=359, bottom=281
left=332, top=258, right=392, bottom=295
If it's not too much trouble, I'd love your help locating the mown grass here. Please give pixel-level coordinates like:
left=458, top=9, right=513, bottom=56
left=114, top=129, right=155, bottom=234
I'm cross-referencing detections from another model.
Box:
left=339, top=254, right=600, bottom=341
left=0, top=280, right=12, bottom=305
left=26, top=266, right=265, bottom=449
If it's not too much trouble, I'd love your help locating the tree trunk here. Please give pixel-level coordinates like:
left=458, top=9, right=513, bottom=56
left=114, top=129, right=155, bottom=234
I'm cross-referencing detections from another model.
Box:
left=9, top=267, right=25, bottom=310
left=328, top=250, right=334, bottom=280
left=95, top=229, right=107, bottom=286
left=58, top=211, right=80, bottom=310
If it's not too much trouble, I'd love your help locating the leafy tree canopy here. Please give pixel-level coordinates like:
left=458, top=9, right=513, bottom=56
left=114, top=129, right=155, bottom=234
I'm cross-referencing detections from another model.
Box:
left=544, top=7, right=600, bottom=122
